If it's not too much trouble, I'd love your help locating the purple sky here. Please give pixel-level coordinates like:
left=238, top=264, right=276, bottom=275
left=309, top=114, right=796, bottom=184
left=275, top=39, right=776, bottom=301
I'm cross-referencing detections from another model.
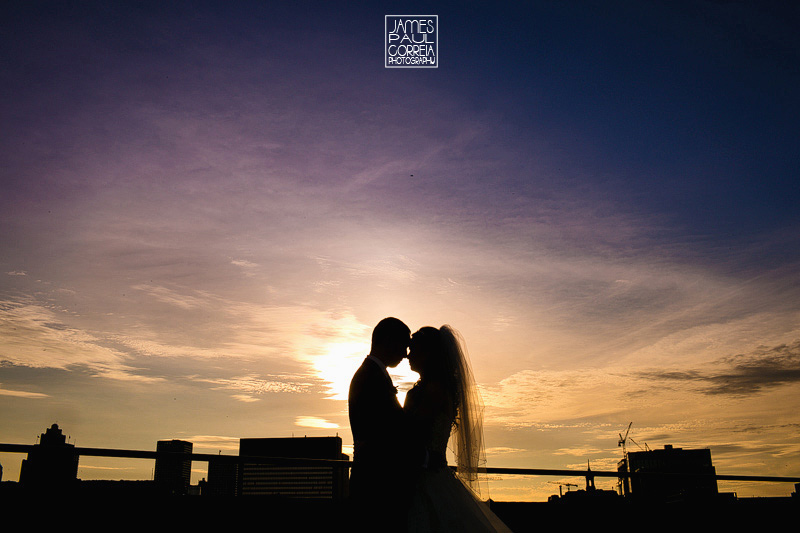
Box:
left=2, top=1, right=799, bottom=499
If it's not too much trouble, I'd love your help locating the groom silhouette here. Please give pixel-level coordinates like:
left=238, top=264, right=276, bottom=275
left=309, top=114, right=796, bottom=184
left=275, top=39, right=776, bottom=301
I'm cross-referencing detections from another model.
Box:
left=348, top=317, right=412, bottom=530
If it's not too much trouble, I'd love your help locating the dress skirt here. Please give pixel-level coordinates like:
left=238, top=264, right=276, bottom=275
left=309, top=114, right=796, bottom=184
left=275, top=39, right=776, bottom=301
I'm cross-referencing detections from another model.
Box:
left=407, top=467, right=513, bottom=532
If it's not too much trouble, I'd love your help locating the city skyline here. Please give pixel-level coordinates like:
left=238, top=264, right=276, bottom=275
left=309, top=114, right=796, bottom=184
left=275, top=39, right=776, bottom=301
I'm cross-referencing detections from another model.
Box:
left=1, top=1, right=799, bottom=501
left=4, top=421, right=797, bottom=501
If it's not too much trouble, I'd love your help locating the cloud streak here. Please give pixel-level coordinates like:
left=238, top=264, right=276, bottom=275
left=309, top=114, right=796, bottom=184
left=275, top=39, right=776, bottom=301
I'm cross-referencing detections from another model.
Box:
left=638, top=341, right=800, bottom=396
left=0, top=384, right=49, bottom=399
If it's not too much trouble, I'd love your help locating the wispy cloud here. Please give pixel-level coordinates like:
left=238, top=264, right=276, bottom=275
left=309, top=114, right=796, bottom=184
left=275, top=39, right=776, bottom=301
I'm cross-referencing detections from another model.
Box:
left=132, top=284, right=213, bottom=310
left=230, top=259, right=259, bottom=269
left=0, top=300, right=128, bottom=370
left=485, top=446, right=526, bottom=456
left=295, top=416, right=339, bottom=429
left=200, top=374, right=311, bottom=400
left=79, top=465, right=138, bottom=471
left=0, top=384, right=49, bottom=398
left=637, top=341, right=800, bottom=396
left=184, top=435, right=240, bottom=452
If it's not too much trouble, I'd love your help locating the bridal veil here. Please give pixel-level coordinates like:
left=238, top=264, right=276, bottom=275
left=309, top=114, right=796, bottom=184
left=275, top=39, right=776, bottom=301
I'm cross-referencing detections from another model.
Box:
left=440, top=325, right=486, bottom=497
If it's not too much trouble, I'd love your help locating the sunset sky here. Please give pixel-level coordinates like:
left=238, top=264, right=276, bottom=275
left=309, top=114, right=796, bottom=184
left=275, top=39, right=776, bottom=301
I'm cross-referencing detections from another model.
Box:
left=1, top=1, right=798, bottom=500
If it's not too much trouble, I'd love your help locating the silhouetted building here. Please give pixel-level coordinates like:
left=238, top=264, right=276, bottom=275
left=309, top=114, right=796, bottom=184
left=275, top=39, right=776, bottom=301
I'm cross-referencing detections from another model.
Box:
left=154, top=439, right=193, bottom=495
left=547, top=462, right=621, bottom=504
left=19, top=424, right=79, bottom=489
left=206, top=456, right=239, bottom=496
left=548, top=488, right=621, bottom=505
left=618, top=444, right=718, bottom=502
left=238, top=436, right=349, bottom=499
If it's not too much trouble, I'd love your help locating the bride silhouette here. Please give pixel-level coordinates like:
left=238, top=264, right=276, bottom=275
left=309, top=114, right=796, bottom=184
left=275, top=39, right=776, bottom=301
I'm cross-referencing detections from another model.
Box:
left=404, top=325, right=512, bottom=532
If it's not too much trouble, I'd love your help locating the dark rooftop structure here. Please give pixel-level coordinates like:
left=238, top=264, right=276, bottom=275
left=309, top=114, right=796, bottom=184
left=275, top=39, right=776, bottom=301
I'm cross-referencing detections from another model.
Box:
left=19, top=423, right=79, bottom=490
left=618, top=444, right=718, bottom=502
left=154, top=439, right=193, bottom=495
left=236, top=436, right=349, bottom=499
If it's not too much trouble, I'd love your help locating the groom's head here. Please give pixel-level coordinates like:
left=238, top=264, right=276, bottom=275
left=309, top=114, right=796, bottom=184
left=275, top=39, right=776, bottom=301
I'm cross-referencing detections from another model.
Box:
left=370, top=317, right=410, bottom=368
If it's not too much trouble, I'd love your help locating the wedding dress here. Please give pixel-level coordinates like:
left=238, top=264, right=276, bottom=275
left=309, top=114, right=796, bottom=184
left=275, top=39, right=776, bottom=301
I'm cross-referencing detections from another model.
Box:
left=404, top=326, right=512, bottom=533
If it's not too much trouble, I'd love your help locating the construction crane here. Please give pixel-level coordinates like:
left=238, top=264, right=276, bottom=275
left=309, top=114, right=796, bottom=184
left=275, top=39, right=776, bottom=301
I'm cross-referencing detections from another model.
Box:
left=548, top=481, right=578, bottom=497
left=618, top=422, right=633, bottom=456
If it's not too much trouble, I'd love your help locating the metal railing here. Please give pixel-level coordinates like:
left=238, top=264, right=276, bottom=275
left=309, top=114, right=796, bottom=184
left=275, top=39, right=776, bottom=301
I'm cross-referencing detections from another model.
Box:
left=3, top=442, right=799, bottom=486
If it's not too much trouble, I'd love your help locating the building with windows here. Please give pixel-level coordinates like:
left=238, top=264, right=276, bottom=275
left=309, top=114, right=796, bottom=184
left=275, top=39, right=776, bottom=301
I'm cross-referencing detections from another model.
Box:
left=237, top=436, right=349, bottom=500
left=154, top=439, right=193, bottom=495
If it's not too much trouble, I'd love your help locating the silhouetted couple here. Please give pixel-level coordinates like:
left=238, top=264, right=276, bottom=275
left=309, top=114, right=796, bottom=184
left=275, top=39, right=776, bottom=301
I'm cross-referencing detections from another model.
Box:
left=348, top=317, right=511, bottom=532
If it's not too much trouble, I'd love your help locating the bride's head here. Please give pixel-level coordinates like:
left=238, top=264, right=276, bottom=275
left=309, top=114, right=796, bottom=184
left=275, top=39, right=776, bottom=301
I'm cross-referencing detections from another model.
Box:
left=408, top=326, right=440, bottom=375
left=409, top=326, right=460, bottom=391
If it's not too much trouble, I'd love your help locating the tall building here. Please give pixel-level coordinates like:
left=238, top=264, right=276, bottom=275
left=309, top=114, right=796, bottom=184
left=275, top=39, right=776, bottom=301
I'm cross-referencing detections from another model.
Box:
left=19, top=423, right=79, bottom=488
left=206, top=456, right=239, bottom=496
left=618, top=444, right=718, bottom=502
left=237, top=436, right=349, bottom=499
left=154, top=439, right=193, bottom=495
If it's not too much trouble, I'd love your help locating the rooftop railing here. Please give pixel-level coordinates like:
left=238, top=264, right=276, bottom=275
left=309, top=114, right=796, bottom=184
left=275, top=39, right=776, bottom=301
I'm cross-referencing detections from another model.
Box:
left=3, top=442, right=799, bottom=486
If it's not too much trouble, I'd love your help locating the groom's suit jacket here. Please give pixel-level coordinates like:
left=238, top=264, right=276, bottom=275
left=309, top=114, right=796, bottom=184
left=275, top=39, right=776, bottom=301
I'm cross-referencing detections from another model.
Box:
left=348, top=356, right=409, bottom=500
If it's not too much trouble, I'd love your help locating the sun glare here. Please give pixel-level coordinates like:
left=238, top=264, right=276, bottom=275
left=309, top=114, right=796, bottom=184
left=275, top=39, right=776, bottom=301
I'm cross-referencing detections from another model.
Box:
left=389, top=358, right=420, bottom=406
left=312, top=340, right=370, bottom=400
left=309, top=340, right=420, bottom=404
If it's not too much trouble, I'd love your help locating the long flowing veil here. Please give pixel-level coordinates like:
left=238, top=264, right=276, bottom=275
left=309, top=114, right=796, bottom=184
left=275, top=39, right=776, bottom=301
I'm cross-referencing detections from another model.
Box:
left=440, top=325, right=487, bottom=497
